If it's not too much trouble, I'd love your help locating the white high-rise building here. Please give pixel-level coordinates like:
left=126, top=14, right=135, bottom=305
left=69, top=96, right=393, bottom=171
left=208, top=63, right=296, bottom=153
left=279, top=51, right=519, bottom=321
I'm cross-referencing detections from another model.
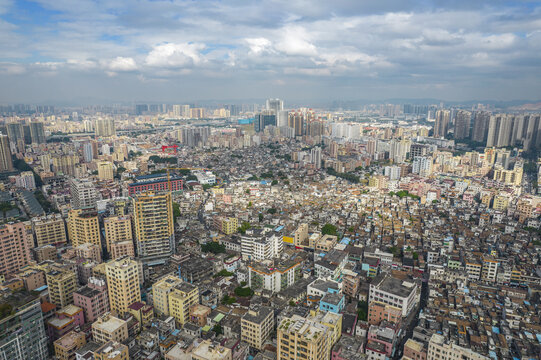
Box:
left=70, top=178, right=98, bottom=209
left=240, top=228, right=283, bottom=261
left=266, top=98, right=283, bottom=115
left=412, top=156, right=433, bottom=176
left=277, top=110, right=289, bottom=127
left=94, top=118, right=115, bottom=137
left=310, top=147, right=322, bottom=169
left=83, top=142, right=93, bottom=163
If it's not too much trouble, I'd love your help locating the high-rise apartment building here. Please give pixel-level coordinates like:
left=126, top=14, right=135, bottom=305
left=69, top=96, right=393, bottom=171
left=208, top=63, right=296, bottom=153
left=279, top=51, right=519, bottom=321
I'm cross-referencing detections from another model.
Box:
left=32, top=214, right=67, bottom=247
left=241, top=306, right=274, bottom=350
left=29, top=121, right=46, bottom=144
left=97, top=161, right=114, bottom=181
left=454, top=110, right=472, bottom=140
left=133, top=192, right=174, bottom=264
left=0, top=222, right=33, bottom=275
left=6, top=123, right=24, bottom=143
left=0, top=134, right=13, bottom=172
left=277, top=110, right=289, bottom=127
left=168, top=282, right=199, bottom=326
left=15, top=171, right=36, bottom=190
left=82, top=142, right=93, bottom=162
left=46, top=269, right=77, bottom=308
left=433, top=110, right=450, bottom=138
left=94, top=118, right=115, bottom=137
left=67, top=208, right=101, bottom=249
left=310, top=147, right=322, bottom=169
left=471, top=111, right=491, bottom=143
left=73, top=277, right=110, bottom=323
left=70, top=178, right=98, bottom=209
left=0, top=295, right=48, bottom=359
left=105, top=257, right=141, bottom=316
left=103, top=215, right=133, bottom=254
left=52, top=155, right=78, bottom=176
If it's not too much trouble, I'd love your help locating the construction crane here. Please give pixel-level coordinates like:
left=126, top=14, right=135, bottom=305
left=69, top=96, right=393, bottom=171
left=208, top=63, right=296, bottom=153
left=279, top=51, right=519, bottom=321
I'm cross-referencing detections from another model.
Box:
left=161, top=145, right=178, bottom=154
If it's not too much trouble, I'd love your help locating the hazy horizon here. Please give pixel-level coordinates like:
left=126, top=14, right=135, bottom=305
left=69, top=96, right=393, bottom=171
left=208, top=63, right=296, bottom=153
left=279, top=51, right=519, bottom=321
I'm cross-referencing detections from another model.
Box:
left=1, top=0, right=540, bottom=103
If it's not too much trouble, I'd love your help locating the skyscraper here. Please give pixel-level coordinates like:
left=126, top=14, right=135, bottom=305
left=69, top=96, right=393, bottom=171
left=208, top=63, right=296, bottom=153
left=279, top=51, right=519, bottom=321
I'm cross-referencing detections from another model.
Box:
left=67, top=208, right=101, bottom=249
left=94, top=118, right=115, bottom=137
left=277, top=110, right=289, bottom=127
left=97, top=161, right=114, bottom=181
left=105, top=257, right=141, bottom=317
left=0, top=134, right=13, bottom=172
left=311, top=146, right=322, bottom=169
left=82, top=142, right=94, bottom=163
left=471, top=111, right=491, bottom=143
left=433, top=110, right=450, bottom=138
left=133, top=192, right=174, bottom=264
left=454, top=110, right=472, bottom=140
left=29, top=121, right=46, bottom=144
left=266, top=98, right=283, bottom=115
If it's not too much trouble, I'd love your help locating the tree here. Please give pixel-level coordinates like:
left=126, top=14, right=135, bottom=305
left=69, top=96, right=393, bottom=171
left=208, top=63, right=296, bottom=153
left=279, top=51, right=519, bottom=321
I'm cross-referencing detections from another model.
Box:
left=267, top=208, right=277, bottom=214
left=234, top=286, right=254, bottom=297
left=221, top=295, right=236, bottom=305
left=322, top=223, right=338, bottom=236
left=214, top=269, right=234, bottom=278
left=212, top=323, right=223, bottom=335
left=347, top=226, right=354, bottom=233
left=357, top=301, right=368, bottom=321
left=172, top=203, right=181, bottom=223
left=258, top=213, right=264, bottom=222
left=289, top=300, right=296, bottom=307
left=237, top=221, right=251, bottom=234
left=271, top=179, right=278, bottom=186
left=201, top=242, right=226, bottom=254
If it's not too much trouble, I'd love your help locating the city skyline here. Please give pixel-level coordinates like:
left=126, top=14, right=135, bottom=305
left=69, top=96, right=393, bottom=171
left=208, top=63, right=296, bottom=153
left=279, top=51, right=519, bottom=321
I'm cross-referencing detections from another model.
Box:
left=1, top=0, right=541, bottom=103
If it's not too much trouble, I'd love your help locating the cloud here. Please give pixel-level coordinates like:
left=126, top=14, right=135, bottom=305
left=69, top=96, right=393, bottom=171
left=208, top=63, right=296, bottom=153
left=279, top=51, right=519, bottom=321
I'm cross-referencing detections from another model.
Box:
left=275, top=26, right=317, bottom=56
left=145, top=43, right=205, bottom=68
left=107, top=57, right=137, bottom=71
left=0, top=0, right=540, bottom=101
left=245, top=37, right=273, bottom=55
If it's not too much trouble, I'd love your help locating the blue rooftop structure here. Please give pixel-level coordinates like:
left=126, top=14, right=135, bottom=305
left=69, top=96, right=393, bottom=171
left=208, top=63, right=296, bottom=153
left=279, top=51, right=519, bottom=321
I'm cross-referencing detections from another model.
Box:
left=34, top=285, right=48, bottom=292
left=238, top=118, right=254, bottom=124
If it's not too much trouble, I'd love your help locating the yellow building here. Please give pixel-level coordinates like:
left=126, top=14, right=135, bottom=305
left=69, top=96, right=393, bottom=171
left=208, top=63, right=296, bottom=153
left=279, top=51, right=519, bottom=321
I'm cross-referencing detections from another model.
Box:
left=294, top=223, right=308, bottom=247
left=241, top=306, right=274, bottom=350
left=32, top=214, right=67, bottom=246
left=492, top=195, right=509, bottom=211
left=103, top=215, right=133, bottom=253
left=54, top=330, right=86, bottom=360
left=152, top=275, right=184, bottom=316
left=277, top=314, right=331, bottom=360
left=222, top=217, right=238, bottom=235
left=95, top=341, right=129, bottom=360
left=168, top=282, right=199, bottom=327
left=133, top=192, right=174, bottom=263
left=67, top=208, right=101, bottom=249
left=105, top=257, right=141, bottom=316
left=493, top=162, right=523, bottom=187
left=97, top=161, right=114, bottom=181
left=46, top=269, right=77, bottom=308
left=313, top=310, right=342, bottom=348
left=92, top=314, right=129, bottom=344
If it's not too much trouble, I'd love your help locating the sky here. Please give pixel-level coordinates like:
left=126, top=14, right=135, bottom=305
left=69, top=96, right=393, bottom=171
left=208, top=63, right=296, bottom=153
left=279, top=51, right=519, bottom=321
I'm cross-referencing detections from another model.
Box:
left=0, top=0, right=540, bottom=104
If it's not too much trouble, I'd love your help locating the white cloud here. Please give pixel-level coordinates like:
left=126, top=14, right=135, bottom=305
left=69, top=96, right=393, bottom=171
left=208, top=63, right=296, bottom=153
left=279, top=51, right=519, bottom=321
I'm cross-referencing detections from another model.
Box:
left=275, top=26, right=317, bottom=56
left=106, top=56, right=137, bottom=71
left=245, top=37, right=272, bottom=54
left=145, top=43, right=205, bottom=68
